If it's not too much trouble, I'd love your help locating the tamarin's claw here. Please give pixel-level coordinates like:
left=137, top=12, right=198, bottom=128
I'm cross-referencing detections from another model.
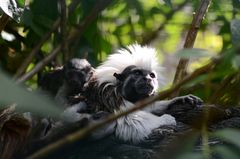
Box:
left=169, top=94, right=203, bottom=108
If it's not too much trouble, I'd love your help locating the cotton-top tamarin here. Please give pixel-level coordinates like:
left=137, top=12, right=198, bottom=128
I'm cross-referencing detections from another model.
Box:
left=84, top=44, right=203, bottom=143
left=55, top=58, right=94, bottom=106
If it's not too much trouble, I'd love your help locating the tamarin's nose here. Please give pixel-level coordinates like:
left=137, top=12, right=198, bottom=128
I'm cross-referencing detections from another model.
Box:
left=144, top=76, right=152, bottom=83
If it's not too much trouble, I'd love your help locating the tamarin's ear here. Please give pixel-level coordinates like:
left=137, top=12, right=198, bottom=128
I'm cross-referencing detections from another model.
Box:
left=113, top=73, right=124, bottom=81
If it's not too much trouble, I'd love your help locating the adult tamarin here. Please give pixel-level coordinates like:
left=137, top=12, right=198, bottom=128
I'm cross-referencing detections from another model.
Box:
left=84, top=44, right=203, bottom=143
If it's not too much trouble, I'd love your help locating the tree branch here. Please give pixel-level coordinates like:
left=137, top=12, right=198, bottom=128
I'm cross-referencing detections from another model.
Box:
left=26, top=55, right=222, bottom=159
left=16, top=0, right=114, bottom=83
left=14, top=0, right=83, bottom=79
left=16, top=45, right=62, bottom=84
left=60, top=0, right=69, bottom=63
left=14, top=18, right=61, bottom=79
left=172, top=0, right=212, bottom=96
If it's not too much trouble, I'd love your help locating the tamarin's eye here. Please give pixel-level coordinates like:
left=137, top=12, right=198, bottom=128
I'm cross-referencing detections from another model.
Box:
left=149, top=72, right=156, bottom=78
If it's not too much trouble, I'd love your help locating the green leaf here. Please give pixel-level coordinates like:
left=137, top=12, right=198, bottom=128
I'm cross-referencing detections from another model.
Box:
left=230, top=19, right=240, bottom=45
left=214, top=129, right=240, bottom=148
left=0, top=0, right=25, bottom=22
left=175, top=48, right=212, bottom=58
left=16, top=0, right=25, bottom=8
left=0, top=70, right=63, bottom=118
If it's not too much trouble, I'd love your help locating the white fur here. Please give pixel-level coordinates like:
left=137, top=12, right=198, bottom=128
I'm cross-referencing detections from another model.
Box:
left=60, top=102, right=90, bottom=122
left=96, top=44, right=164, bottom=86
left=115, top=101, right=176, bottom=143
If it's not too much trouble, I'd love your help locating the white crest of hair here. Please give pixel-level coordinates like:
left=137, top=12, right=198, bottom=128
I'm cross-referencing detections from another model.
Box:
left=115, top=100, right=176, bottom=143
left=96, top=43, right=165, bottom=86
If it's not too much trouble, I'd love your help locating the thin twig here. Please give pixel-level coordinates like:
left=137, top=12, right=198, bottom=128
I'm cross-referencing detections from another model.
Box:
left=0, top=13, right=10, bottom=33
left=172, top=0, right=212, bottom=96
left=16, top=0, right=113, bottom=84
left=16, top=45, right=62, bottom=83
left=14, top=18, right=61, bottom=78
left=26, top=55, right=221, bottom=159
left=14, top=0, right=83, bottom=78
left=60, top=0, right=69, bottom=63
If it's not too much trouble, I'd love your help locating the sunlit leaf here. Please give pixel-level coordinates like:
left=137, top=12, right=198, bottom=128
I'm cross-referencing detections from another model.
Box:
left=16, top=0, right=25, bottom=8
left=0, top=0, right=25, bottom=22
left=175, top=48, right=212, bottom=58
left=230, top=19, right=240, bottom=45
left=0, top=70, right=63, bottom=118
left=214, top=129, right=240, bottom=148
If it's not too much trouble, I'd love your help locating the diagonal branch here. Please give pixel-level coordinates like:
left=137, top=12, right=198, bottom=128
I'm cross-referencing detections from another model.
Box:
left=26, top=55, right=222, bottom=159
left=14, top=18, right=61, bottom=79
left=172, top=0, right=212, bottom=96
left=16, top=0, right=114, bottom=84
left=14, top=0, right=83, bottom=79
left=16, top=45, right=62, bottom=84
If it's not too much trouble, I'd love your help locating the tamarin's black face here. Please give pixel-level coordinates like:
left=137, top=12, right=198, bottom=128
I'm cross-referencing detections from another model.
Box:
left=64, top=59, right=93, bottom=90
left=114, top=65, right=158, bottom=103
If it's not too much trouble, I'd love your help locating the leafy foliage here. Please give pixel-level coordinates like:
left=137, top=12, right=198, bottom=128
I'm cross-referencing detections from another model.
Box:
left=175, top=48, right=212, bottom=58
left=1, top=0, right=240, bottom=159
left=0, top=70, right=63, bottom=117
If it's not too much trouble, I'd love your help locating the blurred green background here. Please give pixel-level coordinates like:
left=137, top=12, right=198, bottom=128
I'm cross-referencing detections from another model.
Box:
left=0, top=0, right=239, bottom=108
left=1, top=0, right=240, bottom=104
left=0, top=0, right=237, bottom=75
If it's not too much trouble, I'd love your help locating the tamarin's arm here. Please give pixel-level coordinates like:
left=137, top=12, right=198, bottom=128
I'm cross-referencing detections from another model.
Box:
left=143, top=94, right=203, bottom=115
